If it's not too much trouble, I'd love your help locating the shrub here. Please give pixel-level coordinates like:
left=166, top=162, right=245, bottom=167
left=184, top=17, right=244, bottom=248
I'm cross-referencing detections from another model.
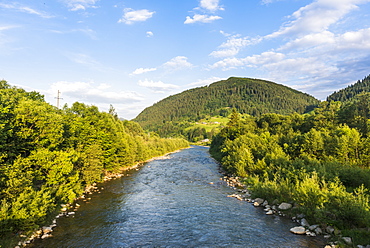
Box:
left=292, top=172, right=326, bottom=216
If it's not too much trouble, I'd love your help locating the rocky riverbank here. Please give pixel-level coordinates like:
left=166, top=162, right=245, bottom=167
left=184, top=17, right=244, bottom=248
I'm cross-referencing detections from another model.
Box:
left=220, top=175, right=370, bottom=248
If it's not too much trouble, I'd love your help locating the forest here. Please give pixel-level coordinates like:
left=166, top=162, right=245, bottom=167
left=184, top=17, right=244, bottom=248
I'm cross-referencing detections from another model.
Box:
left=210, top=93, right=370, bottom=245
left=0, top=81, right=189, bottom=246
left=327, top=74, right=370, bottom=102
left=134, top=77, right=319, bottom=137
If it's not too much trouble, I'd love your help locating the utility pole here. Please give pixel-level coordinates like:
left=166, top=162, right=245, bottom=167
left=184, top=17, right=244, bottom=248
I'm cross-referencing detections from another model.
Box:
left=55, top=90, right=63, bottom=109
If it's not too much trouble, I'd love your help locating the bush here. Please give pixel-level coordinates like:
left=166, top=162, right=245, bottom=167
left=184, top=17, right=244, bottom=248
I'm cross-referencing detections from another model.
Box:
left=250, top=176, right=293, bottom=203
left=292, top=172, right=326, bottom=216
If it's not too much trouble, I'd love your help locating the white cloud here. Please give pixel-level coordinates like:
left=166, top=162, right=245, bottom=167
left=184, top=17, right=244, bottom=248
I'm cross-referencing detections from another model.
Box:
left=185, top=0, right=224, bottom=24
left=337, top=28, right=370, bottom=50
left=146, top=31, right=154, bottom=37
left=0, top=3, right=54, bottom=18
left=244, top=51, right=286, bottom=65
left=264, top=57, right=339, bottom=82
left=62, top=0, right=100, bottom=11
left=210, top=33, right=261, bottom=58
left=219, top=30, right=231, bottom=37
left=131, top=57, right=192, bottom=76
left=278, top=27, right=370, bottom=53
left=163, top=56, right=193, bottom=70
left=210, top=57, right=246, bottom=70
left=131, top=67, right=157, bottom=75
left=118, top=8, right=155, bottom=24
left=210, top=51, right=285, bottom=70
left=0, top=25, right=19, bottom=32
left=199, top=0, right=224, bottom=12
left=138, top=79, right=179, bottom=93
left=187, top=77, right=225, bottom=87
left=184, top=14, right=222, bottom=24
left=49, top=81, right=144, bottom=104
left=265, top=0, right=368, bottom=39
left=96, top=83, right=110, bottom=90
left=279, top=31, right=336, bottom=51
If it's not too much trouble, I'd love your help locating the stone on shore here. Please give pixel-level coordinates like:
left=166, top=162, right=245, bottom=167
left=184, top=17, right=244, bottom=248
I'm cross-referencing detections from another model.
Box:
left=42, top=226, right=53, bottom=234
left=342, top=237, right=352, bottom=245
left=290, top=226, right=306, bottom=235
left=314, top=227, right=323, bottom=235
left=300, top=218, right=310, bottom=227
left=278, top=202, right=292, bottom=210
left=326, top=226, right=335, bottom=234
left=308, top=224, right=318, bottom=231
left=41, top=234, right=52, bottom=239
left=253, top=198, right=264, bottom=206
left=266, top=210, right=274, bottom=215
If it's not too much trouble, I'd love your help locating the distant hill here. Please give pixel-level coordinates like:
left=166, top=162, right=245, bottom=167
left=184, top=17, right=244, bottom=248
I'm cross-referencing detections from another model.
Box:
left=327, top=74, right=370, bottom=102
left=133, top=77, right=319, bottom=131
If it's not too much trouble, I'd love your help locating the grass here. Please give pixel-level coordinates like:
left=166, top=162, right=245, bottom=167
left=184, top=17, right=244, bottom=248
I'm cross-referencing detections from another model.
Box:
left=184, top=116, right=229, bottom=133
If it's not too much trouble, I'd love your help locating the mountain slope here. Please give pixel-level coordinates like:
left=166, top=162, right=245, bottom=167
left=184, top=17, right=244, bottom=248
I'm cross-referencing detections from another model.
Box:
left=134, top=77, right=319, bottom=131
left=327, top=74, right=370, bottom=102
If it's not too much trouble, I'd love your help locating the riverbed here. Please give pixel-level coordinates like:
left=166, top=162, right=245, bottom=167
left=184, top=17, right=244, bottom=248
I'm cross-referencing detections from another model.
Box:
left=30, top=146, right=325, bottom=247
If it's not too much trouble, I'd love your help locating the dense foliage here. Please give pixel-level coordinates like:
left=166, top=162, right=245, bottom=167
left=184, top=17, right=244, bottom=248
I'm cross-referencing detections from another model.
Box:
left=210, top=95, right=370, bottom=245
left=0, top=81, right=188, bottom=245
left=134, top=77, right=319, bottom=137
left=327, top=74, right=370, bottom=102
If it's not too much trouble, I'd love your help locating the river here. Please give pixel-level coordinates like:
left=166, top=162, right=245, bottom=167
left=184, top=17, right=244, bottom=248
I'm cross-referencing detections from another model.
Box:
left=30, top=146, right=325, bottom=247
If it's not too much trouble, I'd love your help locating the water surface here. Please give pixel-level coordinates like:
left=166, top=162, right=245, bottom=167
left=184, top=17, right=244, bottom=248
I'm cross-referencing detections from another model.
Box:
left=31, top=146, right=325, bottom=247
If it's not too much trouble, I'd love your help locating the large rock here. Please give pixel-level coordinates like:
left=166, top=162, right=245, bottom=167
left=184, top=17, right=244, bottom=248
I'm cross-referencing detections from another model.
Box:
left=278, top=202, right=292, bottom=210
left=253, top=198, right=264, bottom=206
left=290, top=226, right=306, bottom=235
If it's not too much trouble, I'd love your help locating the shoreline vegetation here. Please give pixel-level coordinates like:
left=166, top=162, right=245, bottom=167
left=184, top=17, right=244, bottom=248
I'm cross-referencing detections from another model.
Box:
left=210, top=98, right=370, bottom=247
left=0, top=81, right=189, bottom=248
left=220, top=173, right=357, bottom=248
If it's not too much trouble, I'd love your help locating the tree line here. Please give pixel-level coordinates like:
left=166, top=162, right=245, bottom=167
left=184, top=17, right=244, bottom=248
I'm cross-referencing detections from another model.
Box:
left=210, top=93, right=370, bottom=245
left=0, top=81, right=188, bottom=245
left=327, top=74, right=370, bottom=102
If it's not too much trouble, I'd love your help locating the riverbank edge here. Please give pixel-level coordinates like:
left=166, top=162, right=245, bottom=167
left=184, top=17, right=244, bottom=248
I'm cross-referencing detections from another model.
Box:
left=210, top=155, right=366, bottom=248
left=14, top=146, right=190, bottom=248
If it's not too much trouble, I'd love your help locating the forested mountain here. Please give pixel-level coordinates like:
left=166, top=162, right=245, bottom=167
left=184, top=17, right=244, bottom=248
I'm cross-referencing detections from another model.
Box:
left=134, top=77, right=319, bottom=133
left=327, top=74, right=370, bottom=102
left=0, top=81, right=188, bottom=246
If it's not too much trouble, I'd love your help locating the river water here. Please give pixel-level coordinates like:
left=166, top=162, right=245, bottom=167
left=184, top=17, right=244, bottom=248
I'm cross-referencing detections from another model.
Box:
left=31, top=146, right=325, bottom=247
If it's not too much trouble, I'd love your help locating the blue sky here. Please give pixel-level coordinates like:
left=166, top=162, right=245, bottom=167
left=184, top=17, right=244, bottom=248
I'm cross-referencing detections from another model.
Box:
left=1, top=0, right=370, bottom=119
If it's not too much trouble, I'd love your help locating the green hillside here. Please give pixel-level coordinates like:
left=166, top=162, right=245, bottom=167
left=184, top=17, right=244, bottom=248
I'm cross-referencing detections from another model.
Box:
left=134, top=77, right=320, bottom=133
left=327, top=74, right=370, bottom=102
